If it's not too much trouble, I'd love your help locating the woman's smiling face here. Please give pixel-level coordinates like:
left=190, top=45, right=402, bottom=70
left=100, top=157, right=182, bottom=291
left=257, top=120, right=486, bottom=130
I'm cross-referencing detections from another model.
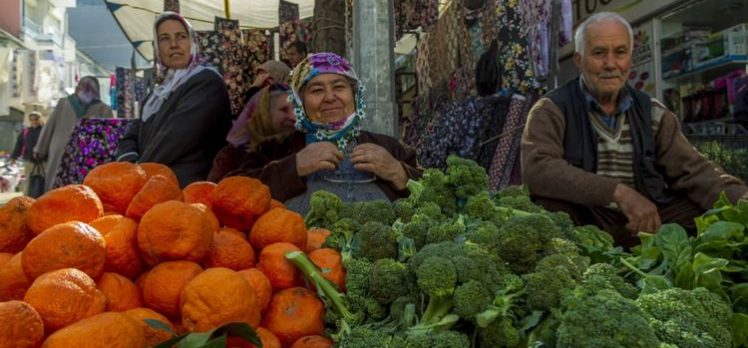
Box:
left=157, top=19, right=191, bottom=70
left=301, top=74, right=355, bottom=124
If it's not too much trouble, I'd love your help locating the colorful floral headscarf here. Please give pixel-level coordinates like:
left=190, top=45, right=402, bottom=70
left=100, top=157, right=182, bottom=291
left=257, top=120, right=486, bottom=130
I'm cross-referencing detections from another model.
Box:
left=289, top=52, right=366, bottom=149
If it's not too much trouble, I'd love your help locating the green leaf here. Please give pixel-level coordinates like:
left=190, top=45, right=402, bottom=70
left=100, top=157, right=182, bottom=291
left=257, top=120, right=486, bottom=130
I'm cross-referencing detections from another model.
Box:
left=202, top=334, right=228, bottom=348
left=144, top=318, right=175, bottom=336
left=730, top=313, right=748, bottom=348
left=730, top=283, right=748, bottom=312
left=153, top=334, right=189, bottom=348
left=176, top=332, right=213, bottom=348
left=696, top=214, right=721, bottom=236
left=698, top=221, right=745, bottom=244
left=655, top=224, right=693, bottom=288
left=212, top=322, right=262, bottom=346
left=692, top=252, right=730, bottom=300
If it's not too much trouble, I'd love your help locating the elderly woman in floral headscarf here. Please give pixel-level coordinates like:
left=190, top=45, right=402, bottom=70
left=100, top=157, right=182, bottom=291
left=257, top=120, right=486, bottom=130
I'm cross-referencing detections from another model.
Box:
left=226, top=52, right=421, bottom=213
left=116, top=11, right=231, bottom=187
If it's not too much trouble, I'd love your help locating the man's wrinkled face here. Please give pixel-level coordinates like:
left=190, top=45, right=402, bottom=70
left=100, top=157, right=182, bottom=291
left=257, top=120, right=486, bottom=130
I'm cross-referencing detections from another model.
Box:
left=574, top=20, right=632, bottom=101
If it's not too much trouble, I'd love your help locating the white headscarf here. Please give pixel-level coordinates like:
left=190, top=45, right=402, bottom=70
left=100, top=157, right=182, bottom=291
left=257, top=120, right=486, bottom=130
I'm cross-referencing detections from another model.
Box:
left=141, top=11, right=220, bottom=122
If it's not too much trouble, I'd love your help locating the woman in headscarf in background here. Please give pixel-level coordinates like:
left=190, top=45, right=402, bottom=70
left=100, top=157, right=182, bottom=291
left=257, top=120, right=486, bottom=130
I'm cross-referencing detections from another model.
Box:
left=240, top=60, right=291, bottom=114
left=116, top=11, right=231, bottom=187
left=34, top=76, right=113, bottom=192
left=208, top=83, right=296, bottom=181
left=225, top=52, right=422, bottom=214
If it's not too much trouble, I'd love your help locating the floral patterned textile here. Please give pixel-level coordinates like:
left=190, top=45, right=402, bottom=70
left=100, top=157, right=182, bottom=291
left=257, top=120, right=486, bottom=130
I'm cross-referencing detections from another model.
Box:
left=279, top=0, right=300, bottom=22
left=197, top=31, right=224, bottom=74
left=495, top=0, right=542, bottom=94
left=52, top=118, right=131, bottom=188
left=243, top=28, right=271, bottom=83
left=215, top=18, right=252, bottom=116
left=115, top=68, right=146, bottom=119
left=279, top=19, right=313, bottom=64
left=399, top=0, right=439, bottom=34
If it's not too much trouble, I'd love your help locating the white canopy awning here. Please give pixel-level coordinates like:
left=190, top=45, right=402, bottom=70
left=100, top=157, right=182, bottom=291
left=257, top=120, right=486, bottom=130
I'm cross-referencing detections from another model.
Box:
left=105, top=0, right=314, bottom=61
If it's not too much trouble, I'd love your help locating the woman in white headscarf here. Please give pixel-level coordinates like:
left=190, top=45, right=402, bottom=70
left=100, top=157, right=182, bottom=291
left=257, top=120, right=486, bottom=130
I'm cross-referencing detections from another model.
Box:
left=116, top=11, right=231, bottom=187
left=34, top=76, right=113, bottom=192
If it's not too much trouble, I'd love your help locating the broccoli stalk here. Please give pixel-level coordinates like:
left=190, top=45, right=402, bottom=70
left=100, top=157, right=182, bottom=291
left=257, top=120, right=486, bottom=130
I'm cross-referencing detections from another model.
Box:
left=285, top=250, right=361, bottom=337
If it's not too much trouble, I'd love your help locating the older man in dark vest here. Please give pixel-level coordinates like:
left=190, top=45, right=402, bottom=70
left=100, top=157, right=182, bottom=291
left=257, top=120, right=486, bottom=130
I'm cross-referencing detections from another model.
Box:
left=521, top=12, right=748, bottom=247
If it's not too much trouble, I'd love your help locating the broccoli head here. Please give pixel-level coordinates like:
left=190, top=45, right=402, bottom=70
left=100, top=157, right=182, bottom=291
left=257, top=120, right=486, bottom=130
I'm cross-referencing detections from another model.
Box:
left=636, top=287, right=733, bottom=348
left=351, top=221, right=399, bottom=261
left=582, top=263, right=639, bottom=299
left=493, top=214, right=564, bottom=274
left=445, top=155, right=489, bottom=201
left=523, top=254, right=580, bottom=311
left=369, top=258, right=409, bottom=305
left=453, top=279, right=493, bottom=319
left=407, top=169, right=457, bottom=215
left=426, top=215, right=467, bottom=244
left=557, top=289, right=660, bottom=348
left=305, top=190, right=342, bottom=228
left=478, top=317, right=522, bottom=348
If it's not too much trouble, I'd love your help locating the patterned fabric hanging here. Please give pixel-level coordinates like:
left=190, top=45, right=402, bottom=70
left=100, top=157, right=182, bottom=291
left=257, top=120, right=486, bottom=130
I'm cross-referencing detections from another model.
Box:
left=243, top=28, right=271, bottom=82
left=494, top=0, right=542, bottom=94
left=53, top=118, right=132, bottom=188
left=197, top=31, right=225, bottom=74
left=215, top=18, right=252, bottom=116
left=400, top=0, right=439, bottom=33
left=163, top=0, right=179, bottom=13
left=279, top=0, right=300, bottom=22
left=488, top=94, right=531, bottom=191
left=280, top=19, right=313, bottom=63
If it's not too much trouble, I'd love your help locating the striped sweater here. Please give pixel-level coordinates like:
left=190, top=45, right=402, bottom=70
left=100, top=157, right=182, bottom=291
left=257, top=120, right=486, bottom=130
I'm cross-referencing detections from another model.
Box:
left=521, top=97, right=748, bottom=209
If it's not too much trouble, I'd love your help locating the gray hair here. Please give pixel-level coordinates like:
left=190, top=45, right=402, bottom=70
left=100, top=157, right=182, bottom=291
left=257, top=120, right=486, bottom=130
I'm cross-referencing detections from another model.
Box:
left=574, top=12, right=634, bottom=55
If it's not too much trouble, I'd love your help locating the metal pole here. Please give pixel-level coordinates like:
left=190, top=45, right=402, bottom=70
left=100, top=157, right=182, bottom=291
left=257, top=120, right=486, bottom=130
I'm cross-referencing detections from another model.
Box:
left=224, top=0, right=231, bottom=20
left=352, top=0, right=397, bottom=137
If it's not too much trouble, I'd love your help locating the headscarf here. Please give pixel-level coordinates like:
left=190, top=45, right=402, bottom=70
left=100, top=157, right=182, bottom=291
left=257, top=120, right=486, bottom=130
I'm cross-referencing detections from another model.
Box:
left=289, top=52, right=366, bottom=149
left=68, top=76, right=101, bottom=118
left=256, top=60, right=291, bottom=85
left=141, top=11, right=220, bottom=122
left=226, top=83, right=291, bottom=149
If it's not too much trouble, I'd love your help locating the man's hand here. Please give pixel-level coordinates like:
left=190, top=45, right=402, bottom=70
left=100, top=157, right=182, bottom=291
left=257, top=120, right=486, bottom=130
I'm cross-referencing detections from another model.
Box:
left=296, top=142, right=343, bottom=177
left=613, top=183, right=661, bottom=234
left=351, top=143, right=408, bottom=190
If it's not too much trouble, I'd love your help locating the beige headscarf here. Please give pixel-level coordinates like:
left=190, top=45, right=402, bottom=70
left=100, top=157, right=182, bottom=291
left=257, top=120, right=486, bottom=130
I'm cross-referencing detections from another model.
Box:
left=256, top=60, right=291, bottom=84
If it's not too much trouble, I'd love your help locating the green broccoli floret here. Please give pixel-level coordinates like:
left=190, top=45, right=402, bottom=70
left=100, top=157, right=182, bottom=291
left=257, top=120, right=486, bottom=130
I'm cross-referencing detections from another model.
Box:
left=557, top=289, right=660, bottom=348
left=478, top=317, right=522, bottom=348
left=636, top=287, right=733, bottom=348
left=426, top=215, right=466, bottom=244
left=445, top=155, right=489, bottom=201
left=571, top=224, right=617, bottom=260
left=429, top=330, right=472, bottom=348
left=463, top=191, right=497, bottom=221
left=352, top=221, right=399, bottom=261
left=339, top=326, right=395, bottom=348
left=495, top=194, right=543, bottom=213
left=414, top=201, right=444, bottom=220
left=322, top=217, right=358, bottom=258
left=407, top=169, right=457, bottom=215
left=582, top=263, right=639, bottom=299
left=415, top=257, right=457, bottom=324
left=524, top=254, right=580, bottom=311
left=357, top=200, right=397, bottom=226
left=369, top=259, right=408, bottom=305
left=492, top=214, right=564, bottom=274
left=475, top=273, right=525, bottom=328
left=453, top=279, right=493, bottom=319
left=393, top=199, right=415, bottom=222
left=304, top=190, right=342, bottom=228
left=399, top=214, right=434, bottom=250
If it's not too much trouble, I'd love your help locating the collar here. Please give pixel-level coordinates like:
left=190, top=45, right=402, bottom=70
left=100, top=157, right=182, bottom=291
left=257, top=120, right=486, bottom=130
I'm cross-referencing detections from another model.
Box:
left=579, top=77, right=632, bottom=116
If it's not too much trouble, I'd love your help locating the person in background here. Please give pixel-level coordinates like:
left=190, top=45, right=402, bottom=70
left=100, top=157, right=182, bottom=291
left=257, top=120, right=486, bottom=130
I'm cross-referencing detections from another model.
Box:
left=116, top=11, right=232, bottom=188
left=208, top=83, right=296, bottom=181
left=34, top=76, right=113, bottom=193
left=521, top=12, right=748, bottom=248
left=286, top=41, right=308, bottom=68
left=11, top=112, right=44, bottom=195
left=239, top=60, right=291, bottom=118
left=224, top=52, right=421, bottom=214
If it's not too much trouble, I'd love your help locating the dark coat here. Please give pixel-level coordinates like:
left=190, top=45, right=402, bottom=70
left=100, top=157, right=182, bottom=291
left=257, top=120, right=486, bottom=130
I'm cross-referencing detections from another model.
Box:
left=217, top=130, right=423, bottom=202
left=11, top=126, right=42, bottom=161
left=116, top=69, right=232, bottom=188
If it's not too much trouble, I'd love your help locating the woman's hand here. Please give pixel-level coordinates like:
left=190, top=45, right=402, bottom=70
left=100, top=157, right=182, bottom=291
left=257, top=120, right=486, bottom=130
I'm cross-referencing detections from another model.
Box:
left=351, top=143, right=408, bottom=190
left=251, top=71, right=273, bottom=88
left=296, top=142, right=343, bottom=177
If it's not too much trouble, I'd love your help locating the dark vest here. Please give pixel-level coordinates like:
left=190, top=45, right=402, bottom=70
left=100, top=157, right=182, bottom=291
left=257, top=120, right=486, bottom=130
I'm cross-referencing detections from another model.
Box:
left=546, top=77, right=672, bottom=205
